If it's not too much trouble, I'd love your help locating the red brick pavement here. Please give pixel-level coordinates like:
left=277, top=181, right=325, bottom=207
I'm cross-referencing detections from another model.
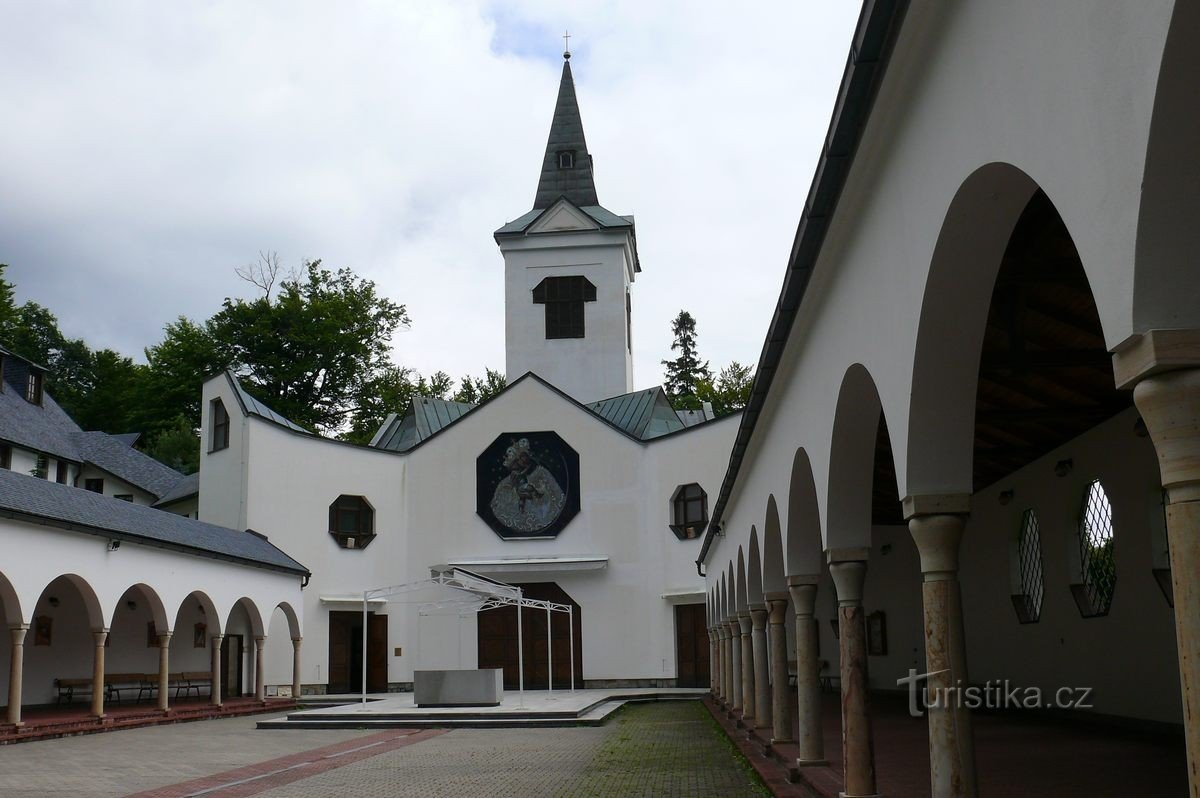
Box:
left=124, top=728, right=447, bottom=798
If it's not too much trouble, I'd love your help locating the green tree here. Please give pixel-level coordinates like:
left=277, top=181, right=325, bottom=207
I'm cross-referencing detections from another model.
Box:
left=344, top=365, right=452, bottom=444
left=142, top=415, right=201, bottom=475
left=452, top=368, right=507, bottom=404
left=137, top=317, right=226, bottom=438
left=696, top=361, right=754, bottom=417
left=662, top=310, right=711, bottom=409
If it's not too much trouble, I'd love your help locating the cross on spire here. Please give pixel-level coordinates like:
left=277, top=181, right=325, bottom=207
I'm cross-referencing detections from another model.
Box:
left=563, top=29, right=571, bottom=59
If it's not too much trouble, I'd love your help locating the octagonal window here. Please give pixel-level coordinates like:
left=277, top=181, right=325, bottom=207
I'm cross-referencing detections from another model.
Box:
left=670, top=483, right=707, bottom=540
left=329, top=495, right=375, bottom=550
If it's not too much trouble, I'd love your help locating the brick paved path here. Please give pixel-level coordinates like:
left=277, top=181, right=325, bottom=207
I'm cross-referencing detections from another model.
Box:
left=0, top=700, right=768, bottom=797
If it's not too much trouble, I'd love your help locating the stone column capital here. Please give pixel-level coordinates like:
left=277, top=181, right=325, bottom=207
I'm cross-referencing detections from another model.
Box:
left=737, top=613, right=753, bottom=634
left=1112, top=328, right=1200, bottom=389
left=788, top=582, right=818, bottom=616
left=749, top=605, right=768, bottom=629
left=909, top=512, right=967, bottom=581
left=292, top=636, right=303, bottom=646
left=828, top=559, right=868, bottom=606
left=766, top=597, right=788, bottom=625
left=92, top=629, right=109, bottom=645
left=9, top=624, right=28, bottom=645
left=786, top=573, right=820, bottom=588
left=157, top=632, right=173, bottom=646
left=255, top=634, right=266, bottom=644
left=1133, top=366, right=1200, bottom=502
left=902, top=493, right=970, bottom=520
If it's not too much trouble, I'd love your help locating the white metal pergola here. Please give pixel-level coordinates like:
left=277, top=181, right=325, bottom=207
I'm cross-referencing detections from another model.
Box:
left=360, top=566, right=574, bottom=707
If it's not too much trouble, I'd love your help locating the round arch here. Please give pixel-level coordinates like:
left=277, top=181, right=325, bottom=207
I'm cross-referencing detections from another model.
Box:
left=226, top=597, right=266, bottom=639
left=906, top=163, right=1041, bottom=497
left=746, top=527, right=764, bottom=605
left=35, top=574, right=105, bottom=630
left=827, top=364, right=897, bottom=550
left=787, top=448, right=824, bottom=575
left=272, top=601, right=301, bottom=641
left=726, top=562, right=736, bottom=617
left=172, top=590, right=222, bottom=637
left=1134, top=0, right=1200, bottom=332
left=112, top=583, right=170, bottom=634
left=0, top=570, right=23, bottom=627
left=734, top=547, right=748, bottom=612
left=761, top=497, right=787, bottom=594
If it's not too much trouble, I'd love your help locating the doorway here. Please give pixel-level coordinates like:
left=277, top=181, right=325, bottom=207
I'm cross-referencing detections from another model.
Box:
left=219, top=634, right=244, bottom=697
left=327, top=610, right=388, bottom=694
left=477, top=582, right=582, bottom=689
left=674, top=604, right=710, bottom=688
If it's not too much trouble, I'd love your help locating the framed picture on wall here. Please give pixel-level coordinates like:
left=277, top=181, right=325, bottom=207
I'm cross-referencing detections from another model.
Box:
left=34, top=615, right=52, bottom=646
left=193, top=622, right=207, bottom=648
left=868, top=610, right=888, bottom=656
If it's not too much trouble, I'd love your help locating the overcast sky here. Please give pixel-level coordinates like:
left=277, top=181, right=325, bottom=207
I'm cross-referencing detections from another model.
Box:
left=0, top=1, right=860, bottom=390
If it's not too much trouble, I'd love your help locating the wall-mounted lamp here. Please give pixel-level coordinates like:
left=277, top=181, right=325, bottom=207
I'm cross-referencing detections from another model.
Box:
left=47, top=596, right=60, bottom=608
left=715, top=522, right=725, bottom=537
left=1054, top=458, right=1074, bottom=478
left=126, top=600, right=137, bottom=611
left=107, top=539, right=121, bottom=552
left=880, top=543, right=893, bottom=556
left=998, top=489, right=1015, bottom=506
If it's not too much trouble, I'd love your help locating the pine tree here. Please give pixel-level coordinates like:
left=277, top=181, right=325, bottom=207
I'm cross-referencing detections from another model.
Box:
left=662, top=311, right=711, bottom=409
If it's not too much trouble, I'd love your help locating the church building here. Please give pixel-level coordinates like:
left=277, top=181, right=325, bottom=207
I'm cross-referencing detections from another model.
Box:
left=195, top=51, right=737, bottom=695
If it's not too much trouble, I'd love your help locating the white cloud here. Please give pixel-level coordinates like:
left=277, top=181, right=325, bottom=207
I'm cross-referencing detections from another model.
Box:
left=0, top=0, right=859, bottom=387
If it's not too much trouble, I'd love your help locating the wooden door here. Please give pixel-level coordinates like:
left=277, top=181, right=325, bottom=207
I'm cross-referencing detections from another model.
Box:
left=220, top=635, right=244, bottom=697
left=675, top=604, right=709, bottom=688
left=477, top=582, right=582, bottom=689
left=327, top=612, right=351, bottom=694
left=367, top=614, right=388, bottom=693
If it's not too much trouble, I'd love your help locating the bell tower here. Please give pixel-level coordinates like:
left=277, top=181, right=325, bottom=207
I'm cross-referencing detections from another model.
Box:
left=494, top=49, right=639, bottom=403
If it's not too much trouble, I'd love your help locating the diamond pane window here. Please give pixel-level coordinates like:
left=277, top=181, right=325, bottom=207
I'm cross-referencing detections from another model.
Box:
left=1011, top=509, right=1045, bottom=623
left=1072, top=479, right=1116, bottom=617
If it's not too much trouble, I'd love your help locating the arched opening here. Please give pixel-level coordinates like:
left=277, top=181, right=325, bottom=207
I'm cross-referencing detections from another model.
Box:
left=223, top=598, right=264, bottom=699
left=103, top=584, right=169, bottom=705
left=0, top=570, right=22, bottom=722
left=735, top=547, right=748, bottom=614
left=1134, top=0, right=1200, bottom=332
left=169, top=591, right=220, bottom=704
left=785, top=450, right=824, bottom=577
left=26, top=575, right=104, bottom=709
left=747, top=527, right=764, bottom=607
left=264, top=602, right=300, bottom=696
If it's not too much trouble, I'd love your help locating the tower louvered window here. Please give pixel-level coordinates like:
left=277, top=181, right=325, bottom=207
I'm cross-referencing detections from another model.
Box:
left=533, top=276, right=596, bottom=339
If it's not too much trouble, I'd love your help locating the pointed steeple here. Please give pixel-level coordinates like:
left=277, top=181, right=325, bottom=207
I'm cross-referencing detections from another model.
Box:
left=533, top=53, right=599, bottom=210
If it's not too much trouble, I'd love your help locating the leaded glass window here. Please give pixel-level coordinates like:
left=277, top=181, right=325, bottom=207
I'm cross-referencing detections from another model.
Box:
left=328, top=495, right=376, bottom=550
left=670, top=483, right=707, bottom=540
left=1011, top=509, right=1044, bottom=623
left=1073, top=479, right=1116, bottom=617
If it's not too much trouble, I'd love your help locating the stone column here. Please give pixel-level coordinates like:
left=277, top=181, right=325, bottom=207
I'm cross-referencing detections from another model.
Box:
left=1128, top=361, right=1200, bottom=797
left=254, top=636, right=266, bottom=702
left=6, top=624, right=28, bottom=726
left=720, top=623, right=732, bottom=703
left=292, top=637, right=303, bottom=699
left=750, top=604, right=771, bottom=731
left=829, top=550, right=876, bottom=798
left=905, top=494, right=977, bottom=798
left=91, top=629, right=108, bottom=719
left=210, top=634, right=224, bottom=707
left=737, top=611, right=754, bottom=722
left=157, top=632, right=172, bottom=712
left=727, top=619, right=742, bottom=710
left=766, top=595, right=792, bottom=743
left=789, top=575, right=824, bottom=765
left=708, top=626, right=718, bottom=695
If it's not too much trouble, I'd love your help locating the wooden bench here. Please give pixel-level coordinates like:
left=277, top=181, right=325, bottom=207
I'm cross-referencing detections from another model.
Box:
left=105, top=672, right=147, bottom=703
left=55, top=677, right=93, bottom=704
left=174, top=671, right=213, bottom=699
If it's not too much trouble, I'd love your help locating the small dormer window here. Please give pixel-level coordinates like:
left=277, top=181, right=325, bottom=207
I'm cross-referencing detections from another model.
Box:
left=558, top=151, right=575, bottom=169
left=26, top=371, right=43, bottom=405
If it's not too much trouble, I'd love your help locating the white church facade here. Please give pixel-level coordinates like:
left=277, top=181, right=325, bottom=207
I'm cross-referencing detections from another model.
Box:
left=188, top=53, right=738, bottom=696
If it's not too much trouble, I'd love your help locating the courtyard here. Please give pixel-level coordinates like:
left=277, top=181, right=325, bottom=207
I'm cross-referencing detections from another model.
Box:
left=0, top=701, right=768, bottom=798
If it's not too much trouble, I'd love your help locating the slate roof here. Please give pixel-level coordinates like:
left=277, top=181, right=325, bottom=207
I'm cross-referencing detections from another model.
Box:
left=0, top=468, right=307, bottom=575
left=152, top=471, right=199, bottom=507
left=71, top=431, right=187, bottom=500
left=0, top=384, right=82, bottom=464
left=533, top=56, right=599, bottom=210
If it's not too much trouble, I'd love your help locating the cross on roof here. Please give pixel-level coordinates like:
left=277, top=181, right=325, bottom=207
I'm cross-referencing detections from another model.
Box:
left=563, top=29, right=571, bottom=58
